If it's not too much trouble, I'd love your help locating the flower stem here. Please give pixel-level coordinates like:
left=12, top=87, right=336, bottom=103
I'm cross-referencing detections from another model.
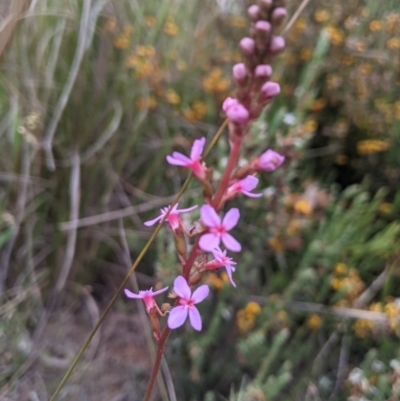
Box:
left=143, top=326, right=171, bottom=401
left=212, top=136, right=243, bottom=210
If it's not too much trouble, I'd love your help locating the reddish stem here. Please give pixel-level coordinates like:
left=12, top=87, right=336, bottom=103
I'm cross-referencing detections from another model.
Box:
left=143, top=136, right=243, bottom=401
left=212, top=136, right=243, bottom=210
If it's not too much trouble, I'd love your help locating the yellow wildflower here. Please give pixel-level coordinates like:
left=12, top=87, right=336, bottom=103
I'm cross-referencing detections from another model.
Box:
left=334, top=263, right=348, bottom=276
left=357, top=139, right=390, bottom=155
left=192, top=101, right=208, bottom=120
left=165, top=89, right=180, bottom=105
left=104, top=17, right=117, bottom=32
left=309, top=98, right=327, bottom=112
left=352, top=319, right=374, bottom=339
left=245, top=302, right=262, bottom=316
left=306, top=314, right=322, bottom=330
left=294, top=200, right=312, bottom=216
left=145, top=16, right=156, bottom=27
left=300, top=47, right=312, bottom=61
left=314, top=9, right=330, bottom=23
left=164, top=18, right=179, bottom=36
left=369, top=20, right=382, bottom=32
left=286, top=219, right=300, bottom=237
left=136, top=96, right=157, bottom=110
left=236, top=309, right=256, bottom=334
left=327, top=25, right=345, bottom=46
left=269, top=236, right=284, bottom=253
left=114, top=35, right=130, bottom=50
left=387, top=38, right=400, bottom=50
left=205, top=273, right=224, bottom=290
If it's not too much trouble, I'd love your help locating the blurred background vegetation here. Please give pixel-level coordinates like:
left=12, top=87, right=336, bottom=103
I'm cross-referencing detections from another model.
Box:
left=1, top=0, right=400, bottom=400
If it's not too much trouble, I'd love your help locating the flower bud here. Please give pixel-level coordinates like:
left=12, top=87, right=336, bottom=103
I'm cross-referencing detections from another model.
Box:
left=255, top=20, right=271, bottom=35
left=247, top=5, right=260, bottom=21
left=271, top=7, right=287, bottom=27
left=261, top=81, right=280, bottom=100
left=222, top=97, right=239, bottom=113
left=226, top=103, right=249, bottom=125
left=239, top=37, right=256, bottom=56
left=255, top=64, right=273, bottom=79
left=233, top=63, right=248, bottom=85
left=269, top=36, right=285, bottom=54
left=256, top=149, right=285, bottom=172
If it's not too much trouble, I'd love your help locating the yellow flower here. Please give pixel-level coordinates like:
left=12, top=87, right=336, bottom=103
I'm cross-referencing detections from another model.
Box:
left=104, top=18, right=117, bottom=32
left=269, top=236, right=284, bottom=253
left=136, top=96, right=157, bottom=110
left=165, top=89, right=180, bottom=105
left=357, top=139, right=390, bottom=155
left=387, top=38, right=400, bottom=50
left=245, top=302, right=262, bottom=316
left=327, top=25, right=345, bottom=46
left=334, top=263, right=348, bottom=276
left=369, top=20, right=382, bottom=32
left=294, top=18, right=306, bottom=32
left=300, top=47, right=312, bottom=61
left=306, top=314, right=322, bottom=330
left=352, top=319, right=374, bottom=339
left=330, top=277, right=345, bottom=291
left=309, top=98, right=327, bottom=112
left=341, top=55, right=354, bottom=66
left=236, top=309, right=256, bottom=334
left=145, top=16, right=156, bottom=27
left=205, top=273, right=224, bottom=290
left=314, top=9, right=330, bottom=23
left=114, top=35, right=130, bottom=50
left=286, top=219, right=300, bottom=237
left=294, top=200, right=312, bottom=216
left=192, top=101, right=208, bottom=120
left=164, top=18, right=179, bottom=36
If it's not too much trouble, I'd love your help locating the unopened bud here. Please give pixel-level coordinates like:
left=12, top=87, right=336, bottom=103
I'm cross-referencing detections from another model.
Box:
left=233, top=63, right=248, bottom=85
left=239, top=37, right=256, bottom=56
left=269, top=36, right=285, bottom=54
left=247, top=5, right=260, bottom=21
left=261, top=81, right=281, bottom=100
left=255, top=20, right=271, bottom=35
left=226, top=103, right=249, bottom=125
left=271, top=7, right=287, bottom=27
left=161, top=303, right=171, bottom=313
left=255, top=64, right=272, bottom=79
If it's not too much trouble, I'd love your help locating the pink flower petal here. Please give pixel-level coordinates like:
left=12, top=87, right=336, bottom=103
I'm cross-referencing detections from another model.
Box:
left=168, top=306, right=188, bottom=329
left=124, top=289, right=141, bottom=299
left=173, top=276, right=191, bottom=299
left=222, top=233, right=242, bottom=252
left=225, top=265, right=237, bottom=287
left=151, top=286, right=169, bottom=296
left=190, top=137, right=206, bottom=160
left=192, top=284, right=209, bottom=304
left=144, top=215, right=163, bottom=226
left=241, top=176, right=259, bottom=191
left=199, top=233, right=220, bottom=252
left=200, top=204, right=221, bottom=227
left=176, top=204, right=198, bottom=214
left=222, top=208, right=240, bottom=230
left=166, top=155, right=187, bottom=166
left=189, top=307, right=202, bottom=331
left=242, top=190, right=262, bottom=198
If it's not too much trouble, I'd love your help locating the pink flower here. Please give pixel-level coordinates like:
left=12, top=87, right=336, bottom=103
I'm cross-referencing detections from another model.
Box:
left=168, top=276, right=209, bottom=331
left=222, top=97, right=249, bottom=125
left=233, top=63, right=248, bottom=84
left=226, top=176, right=262, bottom=198
left=206, top=247, right=237, bottom=287
left=255, top=149, right=285, bottom=172
left=124, top=286, right=169, bottom=312
left=166, top=137, right=207, bottom=180
left=247, top=5, right=260, bottom=21
left=144, top=203, right=198, bottom=231
left=239, top=37, right=255, bottom=55
left=255, top=64, right=273, bottom=79
left=261, top=82, right=281, bottom=100
left=199, top=205, right=241, bottom=252
left=269, top=36, right=285, bottom=54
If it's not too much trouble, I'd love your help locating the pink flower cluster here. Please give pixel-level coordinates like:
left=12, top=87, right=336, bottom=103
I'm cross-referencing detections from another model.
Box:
left=124, top=0, right=289, bottom=336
